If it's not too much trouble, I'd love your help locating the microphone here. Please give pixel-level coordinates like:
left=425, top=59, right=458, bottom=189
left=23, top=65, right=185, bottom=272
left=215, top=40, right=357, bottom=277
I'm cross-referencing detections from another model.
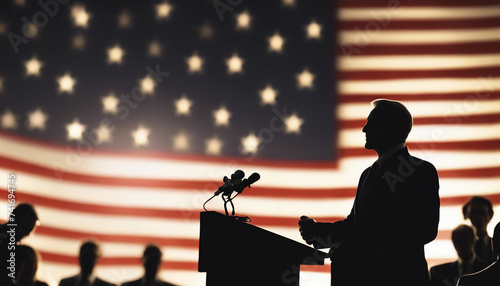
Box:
left=214, top=170, right=245, bottom=196
left=214, top=176, right=230, bottom=196
left=234, top=173, right=260, bottom=193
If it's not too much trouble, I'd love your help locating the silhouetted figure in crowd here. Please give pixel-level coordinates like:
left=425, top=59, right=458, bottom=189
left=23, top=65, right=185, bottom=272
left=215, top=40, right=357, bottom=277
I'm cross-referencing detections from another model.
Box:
left=458, top=221, right=500, bottom=286
left=121, top=244, right=176, bottom=286
left=463, top=196, right=497, bottom=264
left=14, top=244, right=49, bottom=286
left=430, top=225, right=488, bottom=286
left=299, top=99, right=440, bottom=286
left=59, top=240, right=115, bottom=286
left=0, top=203, right=39, bottom=286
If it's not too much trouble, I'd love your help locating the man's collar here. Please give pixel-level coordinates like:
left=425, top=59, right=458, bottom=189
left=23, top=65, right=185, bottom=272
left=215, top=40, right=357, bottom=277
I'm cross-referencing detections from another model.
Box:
left=375, top=143, right=406, bottom=167
left=458, top=253, right=476, bottom=266
left=78, top=273, right=96, bottom=285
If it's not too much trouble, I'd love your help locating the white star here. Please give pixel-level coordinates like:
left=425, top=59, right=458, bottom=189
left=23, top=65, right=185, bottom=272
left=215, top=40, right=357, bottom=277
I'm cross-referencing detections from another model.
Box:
left=58, top=73, right=76, bottom=93
left=25, top=57, right=43, bottom=76
left=236, top=11, right=251, bottom=30
left=107, top=45, right=125, bottom=64
left=296, top=69, right=315, bottom=89
left=95, top=124, right=113, bottom=144
left=240, top=132, right=260, bottom=155
left=1, top=110, right=17, bottom=129
left=285, top=113, right=304, bottom=134
left=205, top=136, right=223, bottom=155
left=73, top=34, right=86, bottom=50
left=268, top=33, right=285, bottom=52
left=101, top=93, right=120, bottom=114
left=27, top=108, right=47, bottom=130
left=259, top=85, right=278, bottom=106
left=71, top=5, right=90, bottom=28
left=148, top=40, right=162, bottom=57
left=213, top=106, right=231, bottom=127
left=140, top=75, right=156, bottom=95
left=174, top=95, right=193, bottom=116
left=117, top=10, right=132, bottom=28
left=156, top=2, right=173, bottom=19
left=282, top=0, right=296, bottom=6
left=173, top=133, right=189, bottom=151
left=226, top=53, right=244, bottom=74
left=187, top=53, right=203, bottom=73
left=132, top=125, right=150, bottom=147
left=24, top=23, right=38, bottom=38
left=306, top=20, right=321, bottom=39
left=199, top=22, right=214, bottom=39
left=66, top=118, right=86, bottom=141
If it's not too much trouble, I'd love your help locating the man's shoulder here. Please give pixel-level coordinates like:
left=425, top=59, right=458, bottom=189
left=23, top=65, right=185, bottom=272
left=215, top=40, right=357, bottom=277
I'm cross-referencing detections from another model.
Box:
left=95, top=277, right=117, bottom=286
left=59, top=275, right=78, bottom=286
left=459, top=262, right=500, bottom=286
left=120, top=278, right=141, bottom=286
left=430, top=261, right=456, bottom=272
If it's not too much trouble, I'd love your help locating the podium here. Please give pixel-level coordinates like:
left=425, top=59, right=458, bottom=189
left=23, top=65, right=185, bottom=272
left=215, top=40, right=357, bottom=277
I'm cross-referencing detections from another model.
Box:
left=198, top=211, right=327, bottom=286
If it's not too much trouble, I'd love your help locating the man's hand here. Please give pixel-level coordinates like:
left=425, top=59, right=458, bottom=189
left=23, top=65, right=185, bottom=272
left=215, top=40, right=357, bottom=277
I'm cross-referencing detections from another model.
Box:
left=298, top=215, right=317, bottom=245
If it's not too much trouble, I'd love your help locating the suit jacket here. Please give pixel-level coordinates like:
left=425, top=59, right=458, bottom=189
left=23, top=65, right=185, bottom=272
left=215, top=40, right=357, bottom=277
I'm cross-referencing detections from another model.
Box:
left=429, top=257, right=489, bottom=286
left=315, top=147, right=440, bottom=286
left=121, top=277, right=176, bottom=286
left=59, top=275, right=116, bottom=286
left=457, top=261, right=500, bottom=286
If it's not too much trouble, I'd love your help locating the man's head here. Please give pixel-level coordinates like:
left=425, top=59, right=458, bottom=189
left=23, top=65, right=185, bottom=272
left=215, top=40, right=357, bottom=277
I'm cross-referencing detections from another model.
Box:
left=452, top=224, right=476, bottom=261
left=15, top=244, right=39, bottom=284
left=462, top=196, right=494, bottom=234
left=362, top=99, right=413, bottom=154
left=11, top=203, right=39, bottom=242
left=493, top=222, right=500, bottom=256
left=79, top=240, right=101, bottom=276
left=142, top=243, right=163, bottom=278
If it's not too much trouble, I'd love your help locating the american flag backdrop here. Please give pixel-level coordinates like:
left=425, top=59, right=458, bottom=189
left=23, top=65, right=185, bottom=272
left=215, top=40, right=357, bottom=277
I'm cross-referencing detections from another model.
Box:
left=0, top=0, right=499, bottom=285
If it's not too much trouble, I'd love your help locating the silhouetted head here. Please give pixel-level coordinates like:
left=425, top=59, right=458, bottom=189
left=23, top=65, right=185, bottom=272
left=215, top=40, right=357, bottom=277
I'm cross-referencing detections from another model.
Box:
left=362, top=99, right=413, bottom=155
left=462, top=196, right=494, bottom=236
left=493, top=222, right=500, bottom=256
left=142, top=243, right=162, bottom=278
left=15, top=244, right=39, bottom=285
left=11, top=203, right=39, bottom=242
left=79, top=240, right=101, bottom=277
left=452, top=225, right=476, bottom=261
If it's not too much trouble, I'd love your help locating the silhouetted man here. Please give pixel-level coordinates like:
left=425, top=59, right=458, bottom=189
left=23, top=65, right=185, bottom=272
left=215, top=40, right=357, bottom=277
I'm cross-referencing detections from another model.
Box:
left=430, top=225, right=488, bottom=286
left=0, top=203, right=39, bottom=286
left=299, top=99, right=440, bottom=286
left=59, top=240, right=115, bottom=286
left=458, top=221, right=500, bottom=286
left=121, top=244, right=176, bottom=286
left=463, top=196, right=496, bottom=264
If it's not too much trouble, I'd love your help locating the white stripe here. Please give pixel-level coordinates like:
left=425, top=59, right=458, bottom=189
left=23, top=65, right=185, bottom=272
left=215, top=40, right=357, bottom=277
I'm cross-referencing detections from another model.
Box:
left=339, top=6, right=500, bottom=21
left=339, top=54, right=500, bottom=71
left=339, top=77, right=500, bottom=95
left=338, top=100, right=500, bottom=120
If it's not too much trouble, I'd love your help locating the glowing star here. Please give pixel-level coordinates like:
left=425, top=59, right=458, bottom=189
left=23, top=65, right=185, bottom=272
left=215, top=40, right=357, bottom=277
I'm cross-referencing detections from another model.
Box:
left=1, top=110, right=17, bottom=129
left=173, top=133, right=189, bottom=151
left=285, top=113, right=304, bottom=134
left=140, top=75, right=156, bottom=95
left=226, top=53, right=244, bottom=74
left=101, top=93, right=120, bottom=114
left=71, top=5, right=90, bottom=28
left=236, top=11, right=251, bottom=29
left=240, top=132, right=260, bottom=155
left=27, top=108, right=47, bottom=130
left=306, top=20, right=321, bottom=39
left=187, top=53, right=203, bottom=73
left=25, top=57, right=43, bottom=76
left=57, top=73, right=76, bottom=93
left=0, top=21, right=6, bottom=35
left=66, top=118, right=86, bottom=141
left=296, top=69, right=314, bottom=89
left=14, top=0, right=25, bottom=6
left=174, top=96, right=193, bottom=116
left=268, top=33, right=284, bottom=52
left=205, top=136, right=223, bottom=155
left=148, top=41, right=162, bottom=57
left=73, top=34, right=86, bottom=50
left=259, top=85, right=278, bottom=105
left=95, top=124, right=112, bottom=144
left=24, top=23, right=38, bottom=38
left=156, top=2, right=172, bottom=19
left=0, top=77, right=3, bottom=92
left=132, top=125, right=150, bottom=147
left=213, top=106, right=231, bottom=127
left=199, top=22, right=214, bottom=39
left=107, top=45, right=125, bottom=64
left=282, top=0, right=295, bottom=6
left=117, top=10, right=132, bottom=28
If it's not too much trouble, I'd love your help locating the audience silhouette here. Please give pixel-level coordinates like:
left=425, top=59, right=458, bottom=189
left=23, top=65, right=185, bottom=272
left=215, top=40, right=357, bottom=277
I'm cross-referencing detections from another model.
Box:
left=457, top=221, right=500, bottom=286
left=59, top=240, right=116, bottom=286
left=14, top=244, right=48, bottom=286
left=121, top=243, right=176, bottom=286
left=429, top=224, right=488, bottom=286
left=299, top=99, right=440, bottom=286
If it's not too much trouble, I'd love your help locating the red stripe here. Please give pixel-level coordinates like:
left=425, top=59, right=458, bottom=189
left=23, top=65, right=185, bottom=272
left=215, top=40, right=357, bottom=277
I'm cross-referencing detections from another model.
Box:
left=440, top=194, right=500, bottom=206
left=336, top=41, right=500, bottom=56
left=339, top=17, right=500, bottom=31
left=338, top=0, right=500, bottom=8
left=339, top=67, right=500, bottom=80
left=338, top=91, right=500, bottom=103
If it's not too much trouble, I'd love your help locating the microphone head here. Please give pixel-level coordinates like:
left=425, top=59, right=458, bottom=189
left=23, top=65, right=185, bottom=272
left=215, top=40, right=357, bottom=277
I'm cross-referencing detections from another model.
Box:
left=248, top=173, right=260, bottom=184
left=231, top=170, right=245, bottom=181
